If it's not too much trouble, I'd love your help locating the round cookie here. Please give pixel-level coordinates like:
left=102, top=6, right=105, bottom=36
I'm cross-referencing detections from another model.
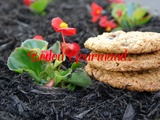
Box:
left=84, top=31, right=160, bottom=54
left=85, top=64, right=160, bottom=92
left=87, top=50, right=160, bottom=71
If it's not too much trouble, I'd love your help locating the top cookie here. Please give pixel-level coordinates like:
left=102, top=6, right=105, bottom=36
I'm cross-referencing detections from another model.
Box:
left=84, top=31, right=160, bottom=54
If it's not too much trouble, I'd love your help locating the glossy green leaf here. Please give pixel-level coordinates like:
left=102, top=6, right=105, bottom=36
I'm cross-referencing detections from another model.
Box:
left=136, top=14, right=152, bottom=26
left=53, top=59, right=63, bottom=69
left=65, top=68, right=92, bottom=87
left=40, top=62, right=55, bottom=83
left=7, top=47, right=43, bottom=81
left=108, top=3, right=119, bottom=10
left=121, top=19, right=131, bottom=28
left=71, top=62, right=82, bottom=70
left=112, top=3, right=126, bottom=19
left=133, top=7, right=148, bottom=20
left=30, top=0, right=50, bottom=14
left=126, top=3, right=136, bottom=17
left=53, top=55, right=66, bottom=69
left=21, top=39, right=48, bottom=50
left=54, top=69, right=72, bottom=86
left=49, top=41, right=61, bottom=54
left=111, top=27, right=123, bottom=32
left=67, top=84, right=76, bottom=91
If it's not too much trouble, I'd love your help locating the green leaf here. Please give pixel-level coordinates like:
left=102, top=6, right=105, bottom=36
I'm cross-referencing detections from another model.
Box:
left=54, top=69, right=72, bottom=86
left=132, top=7, right=151, bottom=26
left=136, top=14, right=152, bottom=26
left=67, top=84, right=76, bottom=91
left=126, top=3, right=137, bottom=17
left=112, top=3, right=126, bottom=19
left=30, top=0, right=50, bottom=14
left=53, top=55, right=66, bottom=69
left=121, top=19, right=132, bottom=28
left=65, top=68, right=92, bottom=87
left=53, top=59, right=63, bottom=69
left=111, top=27, right=123, bottom=32
left=71, top=62, right=82, bottom=70
left=108, top=3, right=117, bottom=10
left=7, top=47, right=43, bottom=81
left=133, top=7, right=148, bottom=20
left=21, top=39, right=48, bottom=50
left=49, top=41, right=61, bottom=54
left=40, top=62, right=55, bottom=83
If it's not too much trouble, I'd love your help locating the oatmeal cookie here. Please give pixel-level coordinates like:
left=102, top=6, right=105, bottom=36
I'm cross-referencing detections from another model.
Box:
left=87, top=50, right=160, bottom=71
left=84, top=31, right=160, bottom=54
left=85, top=64, right=160, bottom=92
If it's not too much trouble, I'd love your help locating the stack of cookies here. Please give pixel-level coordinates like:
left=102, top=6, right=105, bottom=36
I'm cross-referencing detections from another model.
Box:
left=84, top=31, right=160, bottom=92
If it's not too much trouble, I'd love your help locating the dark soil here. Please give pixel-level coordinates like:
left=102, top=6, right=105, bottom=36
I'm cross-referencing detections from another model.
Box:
left=0, top=0, right=160, bottom=120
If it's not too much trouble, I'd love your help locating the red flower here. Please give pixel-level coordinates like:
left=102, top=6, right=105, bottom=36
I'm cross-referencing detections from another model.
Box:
left=51, top=17, right=76, bottom=36
left=99, top=16, right=108, bottom=27
left=61, top=42, right=80, bottom=58
left=24, top=0, right=35, bottom=6
left=108, top=0, right=124, bottom=4
left=33, top=35, right=44, bottom=40
left=91, top=2, right=103, bottom=23
left=99, top=16, right=117, bottom=31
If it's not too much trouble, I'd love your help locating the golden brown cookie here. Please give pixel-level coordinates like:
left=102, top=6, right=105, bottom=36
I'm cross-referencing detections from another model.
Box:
left=85, top=64, right=160, bottom=92
left=87, top=50, right=160, bottom=71
left=84, top=31, right=160, bottom=54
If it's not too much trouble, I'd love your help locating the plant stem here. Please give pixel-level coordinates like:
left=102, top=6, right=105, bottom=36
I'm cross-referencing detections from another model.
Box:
left=61, top=31, right=66, bottom=43
left=58, top=31, right=66, bottom=72
left=61, top=31, right=66, bottom=60
left=58, top=63, right=62, bottom=71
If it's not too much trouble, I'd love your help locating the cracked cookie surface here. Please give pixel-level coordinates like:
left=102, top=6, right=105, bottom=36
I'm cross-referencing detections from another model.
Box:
left=85, top=64, right=160, bottom=92
left=84, top=31, right=160, bottom=54
left=87, top=50, right=160, bottom=71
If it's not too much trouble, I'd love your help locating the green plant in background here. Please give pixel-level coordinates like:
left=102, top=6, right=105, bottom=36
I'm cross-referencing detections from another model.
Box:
left=111, top=3, right=152, bottom=29
left=24, top=0, right=51, bottom=15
